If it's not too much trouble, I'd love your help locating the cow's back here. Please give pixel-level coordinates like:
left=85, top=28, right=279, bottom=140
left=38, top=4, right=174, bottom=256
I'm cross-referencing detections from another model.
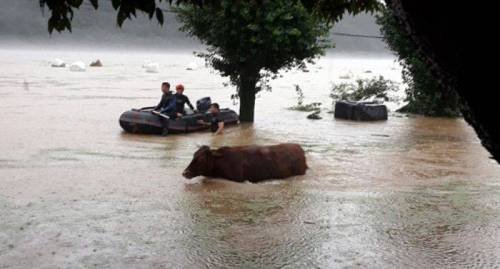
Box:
left=213, top=143, right=307, bottom=182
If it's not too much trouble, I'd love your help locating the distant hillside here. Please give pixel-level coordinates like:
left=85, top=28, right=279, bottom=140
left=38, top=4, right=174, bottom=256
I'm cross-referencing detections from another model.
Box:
left=0, top=0, right=390, bottom=54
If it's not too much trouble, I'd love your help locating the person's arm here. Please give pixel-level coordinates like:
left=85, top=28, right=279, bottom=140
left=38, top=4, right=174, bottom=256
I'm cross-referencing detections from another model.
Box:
left=185, top=96, right=194, bottom=110
left=214, top=121, right=224, bottom=135
left=154, top=100, right=162, bottom=111
left=197, top=119, right=210, bottom=126
left=154, top=95, right=165, bottom=111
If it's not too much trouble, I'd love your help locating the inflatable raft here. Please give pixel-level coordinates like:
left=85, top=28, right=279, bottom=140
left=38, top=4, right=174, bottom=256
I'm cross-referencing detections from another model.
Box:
left=119, top=97, right=239, bottom=135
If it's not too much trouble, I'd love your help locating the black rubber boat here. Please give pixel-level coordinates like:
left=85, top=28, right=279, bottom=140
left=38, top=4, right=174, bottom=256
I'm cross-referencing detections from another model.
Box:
left=119, top=97, right=239, bottom=135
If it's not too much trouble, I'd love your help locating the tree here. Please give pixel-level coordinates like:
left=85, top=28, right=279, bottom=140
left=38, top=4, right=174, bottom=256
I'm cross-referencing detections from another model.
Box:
left=40, top=0, right=380, bottom=33
left=40, top=0, right=161, bottom=33
left=375, top=7, right=461, bottom=117
left=175, top=0, right=330, bottom=121
left=39, top=0, right=380, bottom=122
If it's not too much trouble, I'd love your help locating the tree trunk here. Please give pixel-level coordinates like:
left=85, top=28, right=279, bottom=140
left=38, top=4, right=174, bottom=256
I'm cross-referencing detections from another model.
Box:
left=238, top=75, right=257, bottom=122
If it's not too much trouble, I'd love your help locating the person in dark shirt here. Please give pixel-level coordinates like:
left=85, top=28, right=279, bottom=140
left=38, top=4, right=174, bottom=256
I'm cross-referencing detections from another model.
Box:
left=152, top=83, right=195, bottom=136
left=197, top=103, right=225, bottom=135
left=172, top=84, right=195, bottom=117
left=153, top=82, right=173, bottom=112
left=152, top=82, right=175, bottom=136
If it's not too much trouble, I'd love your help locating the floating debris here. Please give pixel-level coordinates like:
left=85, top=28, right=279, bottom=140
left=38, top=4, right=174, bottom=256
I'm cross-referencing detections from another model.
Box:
left=307, top=110, right=322, bottom=120
left=144, top=62, right=160, bottom=73
left=89, top=59, right=103, bottom=67
left=50, top=58, right=66, bottom=68
left=186, top=62, right=198, bottom=70
left=69, top=61, right=86, bottom=72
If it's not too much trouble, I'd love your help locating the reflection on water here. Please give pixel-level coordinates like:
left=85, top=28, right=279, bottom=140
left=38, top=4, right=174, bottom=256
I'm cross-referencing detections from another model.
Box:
left=1, top=48, right=500, bottom=268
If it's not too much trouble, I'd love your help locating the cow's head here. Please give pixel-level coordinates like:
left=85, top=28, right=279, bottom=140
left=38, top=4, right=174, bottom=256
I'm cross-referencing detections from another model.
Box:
left=183, top=145, right=215, bottom=179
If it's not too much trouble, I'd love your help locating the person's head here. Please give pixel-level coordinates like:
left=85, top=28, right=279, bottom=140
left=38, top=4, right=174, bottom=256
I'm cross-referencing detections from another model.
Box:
left=209, top=103, right=220, bottom=113
left=175, top=84, right=185, bottom=94
left=161, top=82, right=170, bottom=94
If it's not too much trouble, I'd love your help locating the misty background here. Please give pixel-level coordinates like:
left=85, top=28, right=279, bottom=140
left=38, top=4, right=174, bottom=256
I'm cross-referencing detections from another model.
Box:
left=0, top=0, right=391, bottom=54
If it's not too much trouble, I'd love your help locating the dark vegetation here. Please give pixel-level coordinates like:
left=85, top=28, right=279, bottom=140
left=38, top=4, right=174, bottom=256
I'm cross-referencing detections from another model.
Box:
left=376, top=8, right=461, bottom=117
left=289, top=85, right=321, bottom=112
left=330, top=76, right=398, bottom=105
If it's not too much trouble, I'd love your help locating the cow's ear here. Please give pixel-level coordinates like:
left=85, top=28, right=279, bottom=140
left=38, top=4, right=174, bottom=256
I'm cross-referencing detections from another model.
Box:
left=198, top=145, right=210, bottom=152
left=195, top=145, right=211, bottom=157
left=211, top=150, right=223, bottom=157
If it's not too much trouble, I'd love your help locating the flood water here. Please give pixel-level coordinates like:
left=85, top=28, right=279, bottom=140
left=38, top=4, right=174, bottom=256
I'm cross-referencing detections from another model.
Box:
left=1, top=48, right=500, bottom=268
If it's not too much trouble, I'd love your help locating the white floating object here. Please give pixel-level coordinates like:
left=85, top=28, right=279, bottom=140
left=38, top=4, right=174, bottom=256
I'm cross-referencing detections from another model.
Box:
left=69, top=61, right=86, bottom=72
left=144, top=62, right=160, bottom=73
left=51, top=58, right=66, bottom=68
left=338, top=71, right=353, bottom=79
left=186, top=62, right=198, bottom=71
left=142, top=60, right=153, bottom=68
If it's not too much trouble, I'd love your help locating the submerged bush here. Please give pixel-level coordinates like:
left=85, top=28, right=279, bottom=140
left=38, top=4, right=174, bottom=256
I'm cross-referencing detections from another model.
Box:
left=289, top=85, right=322, bottom=112
left=330, top=76, right=398, bottom=106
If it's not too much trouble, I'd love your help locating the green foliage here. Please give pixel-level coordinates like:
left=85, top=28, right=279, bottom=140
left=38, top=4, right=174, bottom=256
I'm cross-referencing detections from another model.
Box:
left=376, top=8, right=461, bottom=117
left=289, top=85, right=321, bottom=112
left=292, top=103, right=322, bottom=112
left=40, top=0, right=169, bottom=33
left=175, top=0, right=330, bottom=90
left=175, top=0, right=330, bottom=121
left=300, top=0, right=382, bottom=23
left=39, top=0, right=381, bottom=34
left=330, top=76, right=398, bottom=104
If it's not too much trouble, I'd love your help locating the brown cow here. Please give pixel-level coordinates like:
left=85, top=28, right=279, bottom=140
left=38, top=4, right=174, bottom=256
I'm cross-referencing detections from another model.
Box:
left=182, top=143, right=307, bottom=182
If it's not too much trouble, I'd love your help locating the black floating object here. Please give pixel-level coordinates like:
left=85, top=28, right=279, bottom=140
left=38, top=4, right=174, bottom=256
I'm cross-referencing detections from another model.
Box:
left=334, top=101, right=388, bottom=121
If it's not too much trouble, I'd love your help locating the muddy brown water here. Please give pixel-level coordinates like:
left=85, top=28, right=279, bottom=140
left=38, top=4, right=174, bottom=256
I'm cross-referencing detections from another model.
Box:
left=1, top=48, right=500, bottom=268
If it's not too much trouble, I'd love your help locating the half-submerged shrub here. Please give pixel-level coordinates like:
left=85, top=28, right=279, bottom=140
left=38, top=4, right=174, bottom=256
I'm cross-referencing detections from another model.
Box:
left=289, top=85, right=322, bottom=112
left=330, top=76, right=398, bottom=105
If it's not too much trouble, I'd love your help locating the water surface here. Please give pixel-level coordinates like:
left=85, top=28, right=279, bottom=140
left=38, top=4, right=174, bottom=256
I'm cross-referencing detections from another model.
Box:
left=1, top=48, right=499, bottom=268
